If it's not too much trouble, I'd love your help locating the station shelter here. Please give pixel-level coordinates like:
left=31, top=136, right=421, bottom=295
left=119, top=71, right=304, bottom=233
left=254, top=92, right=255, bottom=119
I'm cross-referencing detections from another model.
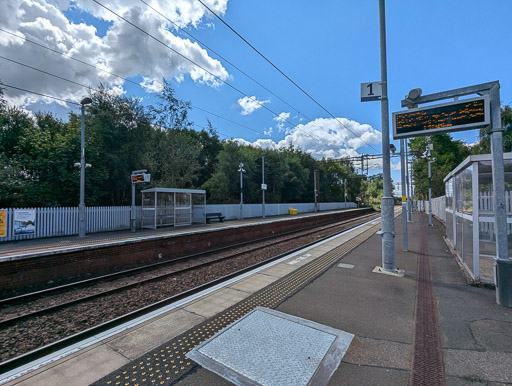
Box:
left=141, top=188, right=206, bottom=229
left=444, top=153, right=512, bottom=283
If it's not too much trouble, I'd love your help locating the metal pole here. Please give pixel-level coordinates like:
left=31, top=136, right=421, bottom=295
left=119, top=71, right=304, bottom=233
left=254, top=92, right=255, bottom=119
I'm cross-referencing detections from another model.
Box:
left=405, top=142, right=412, bottom=221
left=344, top=179, right=347, bottom=208
left=379, top=0, right=395, bottom=272
left=314, top=169, right=318, bottom=213
left=262, top=156, right=265, bottom=218
left=79, top=104, right=86, bottom=238
left=240, top=169, right=243, bottom=220
left=400, top=139, right=408, bottom=251
left=427, top=137, right=433, bottom=226
left=490, top=83, right=507, bottom=261
left=131, top=182, right=136, bottom=232
left=489, top=83, right=510, bottom=307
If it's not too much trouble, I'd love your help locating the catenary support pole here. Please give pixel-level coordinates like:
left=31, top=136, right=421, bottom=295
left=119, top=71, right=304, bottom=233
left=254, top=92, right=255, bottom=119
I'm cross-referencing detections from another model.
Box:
left=262, top=156, right=265, bottom=218
left=427, top=137, right=433, bottom=226
left=79, top=103, right=86, bottom=238
left=400, top=139, right=408, bottom=251
left=314, top=169, right=318, bottom=213
left=379, top=0, right=395, bottom=272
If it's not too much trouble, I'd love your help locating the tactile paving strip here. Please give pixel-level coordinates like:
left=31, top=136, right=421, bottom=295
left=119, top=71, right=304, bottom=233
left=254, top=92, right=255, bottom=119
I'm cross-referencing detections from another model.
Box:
left=94, top=220, right=381, bottom=386
left=411, top=214, right=446, bottom=386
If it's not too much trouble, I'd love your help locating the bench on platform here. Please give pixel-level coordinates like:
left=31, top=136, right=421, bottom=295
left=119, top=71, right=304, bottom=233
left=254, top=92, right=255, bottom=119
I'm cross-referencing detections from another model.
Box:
left=206, top=212, right=225, bottom=223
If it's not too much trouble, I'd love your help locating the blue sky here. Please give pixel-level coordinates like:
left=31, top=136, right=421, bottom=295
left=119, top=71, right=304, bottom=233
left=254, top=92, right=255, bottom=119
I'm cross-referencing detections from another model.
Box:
left=1, top=0, right=511, bottom=189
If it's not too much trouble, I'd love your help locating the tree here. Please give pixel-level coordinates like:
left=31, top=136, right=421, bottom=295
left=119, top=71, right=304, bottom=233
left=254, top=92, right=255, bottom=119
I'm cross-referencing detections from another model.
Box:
left=474, top=105, right=512, bottom=153
left=409, top=134, right=470, bottom=199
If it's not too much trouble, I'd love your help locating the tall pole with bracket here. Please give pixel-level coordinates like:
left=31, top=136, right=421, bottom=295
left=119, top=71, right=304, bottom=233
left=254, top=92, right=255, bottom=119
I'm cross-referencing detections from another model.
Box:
left=378, top=0, right=395, bottom=271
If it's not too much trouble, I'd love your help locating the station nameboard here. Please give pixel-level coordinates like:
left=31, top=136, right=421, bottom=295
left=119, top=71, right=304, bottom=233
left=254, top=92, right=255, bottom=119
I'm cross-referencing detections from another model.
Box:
left=392, top=96, right=490, bottom=139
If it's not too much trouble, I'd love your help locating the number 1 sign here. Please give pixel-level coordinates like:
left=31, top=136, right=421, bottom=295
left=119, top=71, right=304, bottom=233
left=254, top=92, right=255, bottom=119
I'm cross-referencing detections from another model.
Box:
left=361, top=82, right=382, bottom=102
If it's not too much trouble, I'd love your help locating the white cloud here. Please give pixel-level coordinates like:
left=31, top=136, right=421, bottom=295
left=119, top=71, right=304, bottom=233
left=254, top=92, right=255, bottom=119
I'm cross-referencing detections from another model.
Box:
left=230, top=116, right=382, bottom=161
left=237, top=95, right=270, bottom=115
left=264, top=127, right=273, bottom=137
left=273, top=111, right=290, bottom=122
left=0, top=0, right=230, bottom=109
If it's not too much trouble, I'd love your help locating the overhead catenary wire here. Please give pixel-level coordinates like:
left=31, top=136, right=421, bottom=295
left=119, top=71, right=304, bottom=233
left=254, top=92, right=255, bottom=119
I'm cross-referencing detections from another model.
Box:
left=0, top=82, right=80, bottom=105
left=196, top=0, right=380, bottom=154
left=0, top=30, right=268, bottom=136
left=90, top=0, right=352, bottom=150
left=1, top=12, right=372, bottom=158
left=138, top=0, right=376, bottom=157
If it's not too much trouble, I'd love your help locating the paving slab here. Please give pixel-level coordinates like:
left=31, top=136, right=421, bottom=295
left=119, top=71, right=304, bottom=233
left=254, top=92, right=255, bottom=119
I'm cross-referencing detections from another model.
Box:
left=182, top=288, right=250, bottom=318
left=12, top=344, right=129, bottom=386
left=228, top=273, right=278, bottom=294
left=107, top=309, right=205, bottom=360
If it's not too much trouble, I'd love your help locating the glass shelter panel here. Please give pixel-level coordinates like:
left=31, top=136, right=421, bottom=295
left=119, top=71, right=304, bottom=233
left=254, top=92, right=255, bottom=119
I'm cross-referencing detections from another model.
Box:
left=477, top=161, right=495, bottom=282
left=445, top=179, right=454, bottom=243
left=462, top=166, right=473, bottom=272
left=454, top=174, right=463, bottom=256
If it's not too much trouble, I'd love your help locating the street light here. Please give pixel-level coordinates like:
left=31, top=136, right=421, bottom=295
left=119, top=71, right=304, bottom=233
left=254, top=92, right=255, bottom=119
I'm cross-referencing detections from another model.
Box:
left=79, top=97, right=92, bottom=238
left=238, top=162, right=246, bottom=220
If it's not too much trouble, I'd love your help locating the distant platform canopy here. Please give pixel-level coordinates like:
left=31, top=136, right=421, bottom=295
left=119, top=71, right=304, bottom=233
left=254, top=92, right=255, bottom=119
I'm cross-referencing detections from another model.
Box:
left=141, top=188, right=206, bottom=229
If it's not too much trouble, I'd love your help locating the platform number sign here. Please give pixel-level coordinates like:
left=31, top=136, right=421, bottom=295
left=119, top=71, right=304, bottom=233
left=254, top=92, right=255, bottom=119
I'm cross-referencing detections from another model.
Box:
left=361, top=82, right=382, bottom=102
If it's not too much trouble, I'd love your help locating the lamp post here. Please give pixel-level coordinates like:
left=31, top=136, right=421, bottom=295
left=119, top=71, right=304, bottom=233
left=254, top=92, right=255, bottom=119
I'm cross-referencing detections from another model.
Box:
left=427, top=138, right=433, bottom=226
left=238, top=162, right=246, bottom=220
left=79, top=97, right=92, bottom=238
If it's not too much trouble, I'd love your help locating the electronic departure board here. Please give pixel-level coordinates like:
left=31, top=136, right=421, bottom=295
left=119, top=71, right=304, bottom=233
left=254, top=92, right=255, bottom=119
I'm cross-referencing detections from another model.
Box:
left=392, top=96, right=490, bottom=139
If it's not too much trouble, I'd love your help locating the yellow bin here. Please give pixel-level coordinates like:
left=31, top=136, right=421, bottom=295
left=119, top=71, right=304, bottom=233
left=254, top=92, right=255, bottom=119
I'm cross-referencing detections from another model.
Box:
left=288, top=208, right=298, bottom=215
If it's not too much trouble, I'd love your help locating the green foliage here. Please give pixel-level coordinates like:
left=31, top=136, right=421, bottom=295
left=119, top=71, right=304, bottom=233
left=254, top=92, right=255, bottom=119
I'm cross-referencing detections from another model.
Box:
left=473, top=105, right=512, bottom=154
left=409, top=134, right=470, bottom=199
left=0, top=83, right=370, bottom=208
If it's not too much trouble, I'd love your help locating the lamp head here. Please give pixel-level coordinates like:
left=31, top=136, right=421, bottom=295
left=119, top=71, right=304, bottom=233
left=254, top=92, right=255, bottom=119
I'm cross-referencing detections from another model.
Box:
left=406, top=88, right=422, bottom=101
left=81, top=97, right=92, bottom=105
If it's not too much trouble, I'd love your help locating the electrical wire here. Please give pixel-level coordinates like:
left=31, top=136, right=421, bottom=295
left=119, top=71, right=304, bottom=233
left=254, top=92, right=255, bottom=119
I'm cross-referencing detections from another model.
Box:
left=0, top=82, right=80, bottom=105
left=90, top=0, right=351, bottom=150
left=196, top=0, right=380, bottom=153
left=138, top=0, right=377, bottom=158
left=0, top=30, right=268, bottom=137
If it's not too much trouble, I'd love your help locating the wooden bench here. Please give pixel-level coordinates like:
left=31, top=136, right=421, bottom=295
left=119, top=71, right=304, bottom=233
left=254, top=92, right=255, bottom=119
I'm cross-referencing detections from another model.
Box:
left=206, top=212, right=225, bottom=223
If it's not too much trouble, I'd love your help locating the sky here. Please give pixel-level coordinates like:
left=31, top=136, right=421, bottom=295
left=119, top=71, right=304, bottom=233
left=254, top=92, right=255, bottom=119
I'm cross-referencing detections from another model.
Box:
left=1, top=0, right=511, bottom=194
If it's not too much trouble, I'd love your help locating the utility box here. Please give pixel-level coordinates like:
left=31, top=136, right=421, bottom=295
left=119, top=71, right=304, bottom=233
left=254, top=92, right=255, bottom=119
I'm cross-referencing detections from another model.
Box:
left=495, top=259, right=512, bottom=308
left=288, top=208, right=298, bottom=215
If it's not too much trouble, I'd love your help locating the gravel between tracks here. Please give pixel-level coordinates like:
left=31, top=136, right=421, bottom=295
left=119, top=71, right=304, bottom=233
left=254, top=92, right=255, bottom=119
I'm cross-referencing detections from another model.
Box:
left=0, top=215, right=377, bottom=362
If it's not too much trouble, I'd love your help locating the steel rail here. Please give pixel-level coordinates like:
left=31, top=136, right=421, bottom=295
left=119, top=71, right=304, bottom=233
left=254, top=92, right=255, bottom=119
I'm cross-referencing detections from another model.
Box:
left=0, top=212, right=378, bottom=375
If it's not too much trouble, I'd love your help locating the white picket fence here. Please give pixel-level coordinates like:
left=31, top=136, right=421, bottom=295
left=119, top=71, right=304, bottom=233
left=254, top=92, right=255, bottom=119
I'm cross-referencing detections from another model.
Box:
left=0, top=206, right=142, bottom=242
left=0, top=202, right=356, bottom=242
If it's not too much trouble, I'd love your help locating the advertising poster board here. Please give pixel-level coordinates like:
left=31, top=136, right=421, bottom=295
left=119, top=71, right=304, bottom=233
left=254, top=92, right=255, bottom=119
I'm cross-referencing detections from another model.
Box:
left=0, top=210, right=6, bottom=237
left=13, top=209, right=36, bottom=235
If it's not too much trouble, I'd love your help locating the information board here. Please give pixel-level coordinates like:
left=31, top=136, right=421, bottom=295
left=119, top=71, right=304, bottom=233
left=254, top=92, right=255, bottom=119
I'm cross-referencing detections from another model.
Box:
left=393, top=96, right=490, bottom=139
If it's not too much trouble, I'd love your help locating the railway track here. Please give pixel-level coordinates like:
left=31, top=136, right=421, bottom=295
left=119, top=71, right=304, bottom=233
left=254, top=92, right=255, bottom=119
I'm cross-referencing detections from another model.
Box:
left=0, top=212, right=379, bottom=373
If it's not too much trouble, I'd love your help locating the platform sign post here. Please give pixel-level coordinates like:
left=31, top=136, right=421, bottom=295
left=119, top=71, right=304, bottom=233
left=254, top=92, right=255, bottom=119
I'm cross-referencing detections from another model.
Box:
left=397, top=80, right=509, bottom=306
left=131, top=170, right=150, bottom=232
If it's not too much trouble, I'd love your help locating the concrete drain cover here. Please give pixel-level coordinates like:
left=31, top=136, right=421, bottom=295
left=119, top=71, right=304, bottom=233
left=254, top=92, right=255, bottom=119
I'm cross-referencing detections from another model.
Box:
left=187, top=307, right=354, bottom=386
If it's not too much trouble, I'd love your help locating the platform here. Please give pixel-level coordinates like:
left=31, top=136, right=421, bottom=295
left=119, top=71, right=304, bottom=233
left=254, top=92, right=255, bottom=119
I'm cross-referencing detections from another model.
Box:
left=2, top=212, right=512, bottom=385
left=0, top=209, right=358, bottom=260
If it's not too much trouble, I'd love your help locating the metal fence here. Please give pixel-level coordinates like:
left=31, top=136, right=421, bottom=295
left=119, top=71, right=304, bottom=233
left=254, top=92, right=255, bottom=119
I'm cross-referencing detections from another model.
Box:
left=0, top=206, right=142, bottom=242
left=417, top=196, right=446, bottom=224
left=0, top=202, right=356, bottom=242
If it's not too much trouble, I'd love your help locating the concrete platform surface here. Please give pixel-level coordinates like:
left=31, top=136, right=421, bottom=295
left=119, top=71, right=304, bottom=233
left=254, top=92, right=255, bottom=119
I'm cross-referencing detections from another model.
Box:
left=3, top=212, right=512, bottom=385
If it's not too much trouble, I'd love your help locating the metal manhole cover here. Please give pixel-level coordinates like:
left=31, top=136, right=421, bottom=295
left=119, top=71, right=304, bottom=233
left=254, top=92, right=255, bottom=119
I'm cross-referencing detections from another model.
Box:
left=187, top=307, right=354, bottom=386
